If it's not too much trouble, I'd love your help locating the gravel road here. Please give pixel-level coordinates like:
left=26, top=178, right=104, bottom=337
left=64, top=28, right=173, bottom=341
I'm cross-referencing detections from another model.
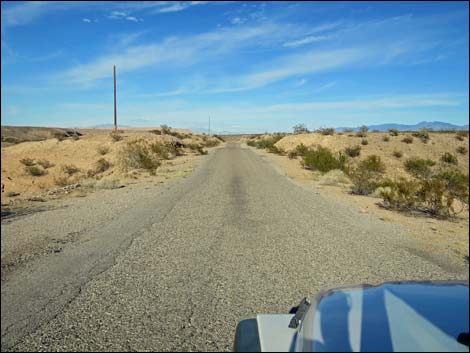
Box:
left=2, top=143, right=468, bottom=351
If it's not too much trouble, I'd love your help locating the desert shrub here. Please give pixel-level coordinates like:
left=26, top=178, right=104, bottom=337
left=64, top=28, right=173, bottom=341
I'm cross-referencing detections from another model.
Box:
left=54, top=175, right=70, bottom=187
left=95, top=158, right=111, bottom=173
left=20, top=158, right=36, bottom=166
left=110, top=132, right=123, bottom=142
left=317, top=127, right=335, bottom=136
left=294, top=143, right=309, bottom=157
left=435, top=170, right=469, bottom=206
left=288, top=150, right=298, bottom=159
left=302, top=146, right=345, bottom=173
left=24, top=165, right=47, bottom=176
left=36, top=159, right=54, bottom=169
left=150, top=129, right=162, bottom=135
left=204, top=139, right=220, bottom=147
left=389, top=128, right=400, bottom=136
left=96, top=177, right=122, bottom=190
left=361, top=139, right=369, bottom=146
left=150, top=142, right=171, bottom=160
left=412, top=128, right=430, bottom=143
left=382, top=136, right=390, bottom=142
left=119, top=139, right=161, bottom=173
left=343, top=128, right=354, bottom=133
left=393, top=150, right=403, bottom=158
left=61, top=164, right=80, bottom=176
left=456, top=130, right=468, bottom=140
left=160, top=124, right=171, bottom=135
left=187, top=143, right=207, bottom=155
left=345, top=145, right=361, bottom=158
left=350, top=155, right=386, bottom=195
left=402, top=136, right=414, bottom=144
left=355, top=125, right=368, bottom=137
left=441, top=152, right=458, bottom=165
left=267, top=145, right=285, bottom=155
left=254, top=135, right=284, bottom=150
left=97, top=145, right=110, bottom=155
left=457, top=146, right=468, bottom=155
left=6, top=191, right=20, bottom=197
left=1, top=136, right=22, bottom=144
left=247, top=140, right=257, bottom=147
left=53, top=132, right=67, bottom=141
left=293, top=124, right=309, bottom=134
left=404, top=158, right=436, bottom=178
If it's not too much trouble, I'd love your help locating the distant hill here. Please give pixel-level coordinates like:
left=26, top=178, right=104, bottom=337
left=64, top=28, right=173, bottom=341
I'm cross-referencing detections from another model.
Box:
left=337, top=121, right=469, bottom=132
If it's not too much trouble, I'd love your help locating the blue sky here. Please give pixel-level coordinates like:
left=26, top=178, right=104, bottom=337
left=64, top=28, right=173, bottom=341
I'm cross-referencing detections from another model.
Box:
left=1, top=1, right=469, bottom=133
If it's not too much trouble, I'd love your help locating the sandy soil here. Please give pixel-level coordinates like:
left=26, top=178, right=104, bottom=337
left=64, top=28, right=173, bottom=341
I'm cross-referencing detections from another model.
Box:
left=1, top=128, right=220, bottom=205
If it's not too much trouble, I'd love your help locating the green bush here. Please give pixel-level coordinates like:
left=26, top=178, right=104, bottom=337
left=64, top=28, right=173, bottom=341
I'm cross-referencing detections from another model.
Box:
left=404, top=158, right=436, bottom=178
left=150, top=142, right=171, bottom=160
left=302, top=146, right=341, bottom=173
left=356, top=125, right=369, bottom=137
left=267, top=145, right=285, bottom=155
left=456, top=146, right=468, bottom=155
left=160, top=124, right=172, bottom=135
left=441, top=152, right=458, bottom=165
left=412, top=128, right=430, bottom=143
left=402, top=136, right=414, bottom=144
left=434, top=170, right=469, bottom=206
left=361, top=139, right=369, bottom=146
left=389, top=128, right=400, bottom=136
left=24, top=165, right=47, bottom=176
left=294, top=143, right=309, bottom=157
left=350, top=155, right=386, bottom=195
left=288, top=150, right=298, bottom=159
left=345, top=145, right=361, bottom=158
left=382, top=136, right=390, bottom=142
left=247, top=140, right=257, bottom=147
left=118, top=139, right=161, bottom=173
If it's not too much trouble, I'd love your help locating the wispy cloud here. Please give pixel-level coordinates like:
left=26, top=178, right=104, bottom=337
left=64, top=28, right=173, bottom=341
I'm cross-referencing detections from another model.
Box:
left=283, top=35, right=330, bottom=47
left=154, top=1, right=209, bottom=14
left=82, top=18, right=92, bottom=23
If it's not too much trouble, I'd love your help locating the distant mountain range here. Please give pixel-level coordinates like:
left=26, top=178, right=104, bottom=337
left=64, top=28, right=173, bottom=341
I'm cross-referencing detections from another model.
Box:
left=336, top=121, right=469, bottom=132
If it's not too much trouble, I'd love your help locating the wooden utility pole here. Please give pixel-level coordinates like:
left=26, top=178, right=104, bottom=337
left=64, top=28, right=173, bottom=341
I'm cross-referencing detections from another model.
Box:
left=113, top=65, right=117, bottom=132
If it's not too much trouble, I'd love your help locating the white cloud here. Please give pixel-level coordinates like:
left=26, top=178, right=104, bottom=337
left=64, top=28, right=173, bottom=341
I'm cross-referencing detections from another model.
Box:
left=82, top=18, right=92, bottom=23
left=155, top=1, right=209, bottom=14
left=284, top=35, right=330, bottom=48
left=126, top=16, right=143, bottom=22
left=231, top=17, right=246, bottom=25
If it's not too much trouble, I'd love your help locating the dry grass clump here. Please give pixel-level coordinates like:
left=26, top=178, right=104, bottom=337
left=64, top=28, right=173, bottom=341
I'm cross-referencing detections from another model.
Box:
left=389, top=128, right=400, bottom=136
left=317, top=127, right=335, bottom=136
left=456, top=146, right=468, bottom=155
left=61, top=164, right=80, bottom=176
left=287, top=143, right=309, bottom=159
left=382, top=136, right=390, bottom=142
left=361, top=139, right=369, bottom=146
left=455, top=130, right=468, bottom=141
left=355, top=126, right=368, bottom=137
left=54, top=175, right=70, bottom=187
left=20, top=157, right=36, bottom=166
left=94, top=158, right=111, bottom=173
left=110, top=132, right=123, bottom=142
left=97, top=145, right=110, bottom=155
left=36, top=159, right=54, bottom=169
left=393, top=150, right=403, bottom=158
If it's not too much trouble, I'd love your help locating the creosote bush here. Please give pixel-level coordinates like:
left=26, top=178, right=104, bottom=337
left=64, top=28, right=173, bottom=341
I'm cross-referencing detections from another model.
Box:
left=404, top=158, right=436, bottom=178
left=62, top=164, right=80, bottom=176
left=344, top=145, right=361, bottom=158
left=361, top=139, right=369, bottom=146
left=293, top=124, right=309, bottom=134
left=349, top=155, right=386, bottom=195
left=302, top=146, right=348, bottom=174
left=24, top=165, right=47, bottom=176
left=97, top=146, right=110, bottom=155
left=119, top=139, right=161, bottom=174
left=456, top=146, right=467, bottom=155
left=389, top=128, right=400, bottom=136
left=382, top=136, right=390, bottom=142
left=412, top=128, right=430, bottom=143
left=402, top=136, right=414, bottom=144
left=110, top=132, right=123, bottom=142
left=441, top=152, right=458, bottom=165
left=393, top=150, right=403, bottom=158
left=95, top=158, right=111, bottom=173
left=317, top=127, right=335, bottom=136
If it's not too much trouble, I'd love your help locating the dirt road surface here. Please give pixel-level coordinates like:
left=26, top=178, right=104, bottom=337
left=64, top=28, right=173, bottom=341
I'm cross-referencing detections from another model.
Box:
left=2, top=143, right=468, bottom=351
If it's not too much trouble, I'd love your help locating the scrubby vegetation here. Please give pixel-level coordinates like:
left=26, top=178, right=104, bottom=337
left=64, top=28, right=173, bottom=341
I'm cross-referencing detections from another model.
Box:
left=393, top=150, right=403, bottom=158
left=118, top=139, right=163, bottom=174
left=110, top=132, right=123, bottom=142
left=402, top=136, right=414, bottom=144
left=316, top=127, right=335, bottom=136
left=20, top=158, right=36, bottom=166
left=94, top=158, right=111, bottom=173
left=441, top=152, right=458, bottom=165
left=349, top=155, right=386, bottom=195
left=404, top=158, right=436, bottom=178
left=302, top=146, right=348, bottom=173
left=293, top=124, right=309, bottom=134
left=382, top=136, right=390, bottom=142
left=455, top=130, right=468, bottom=141
left=457, top=146, right=468, bottom=155
left=36, top=159, right=54, bottom=169
left=97, top=145, right=110, bottom=155
left=412, top=128, right=430, bottom=143
left=344, top=145, right=361, bottom=158
left=361, top=139, right=369, bottom=146
left=61, top=164, right=80, bottom=176
left=24, top=165, right=47, bottom=176
left=389, top=128, right=400, bottom=136
left=356, top=125, right=368, bottom=137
